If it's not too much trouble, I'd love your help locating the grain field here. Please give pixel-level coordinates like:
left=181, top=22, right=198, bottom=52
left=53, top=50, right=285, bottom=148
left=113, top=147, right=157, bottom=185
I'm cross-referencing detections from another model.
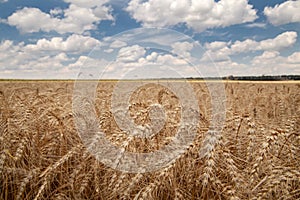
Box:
left=0, top=80, right=299, bottom=199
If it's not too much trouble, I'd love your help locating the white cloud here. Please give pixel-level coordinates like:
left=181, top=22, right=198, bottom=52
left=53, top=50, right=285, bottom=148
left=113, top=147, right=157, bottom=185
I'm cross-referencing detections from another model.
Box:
left=7, top=8, right=56, bottom=33
left=200, top=49, right=300, bottom=77
left=201, top=31, right=299, bottom=75
left=117, top=45, right=146, bottom=62
left=1, top=19, right=299, bottom=79
left=50, top=8, right=63, bottom=16
left=0, top=34, right=102, bottom=78
left=230, top=39, right=258, bottom=53
left=0, top=40, right=14, bottom=51
left=287, top=52, right=300, bottom=64
left=229, top=31, right=297, bottom=53
left=244, top=22, right=266, bottom=28
left=63, top=0, right=109, bottom=8
left=66, top=55, right=109, bottom=72
left=126, top=0, right=257, bottom=32
left=156, top=54, right=187, bottom=66
left=67, top=56, right=90, bottom=69
left=260, top=31, right=298, bottom=51
left=202, top=41, right=232, bottom=62
left=104, top=48, right=114, bottom=53
left=205, top=41, right=229, bottom=51
left=1, top=35, right=299, bottom=78
left=64, top=0, right=114, bottom=19
left=24, top=34, right=100, bottom=53
left=203, top=31, right=297, bottom=61
left=171, top=41, right=194, bottom=59
left=0, top=0, right=8, bottom=3
left=106, top=52, right=194, bottom=78
left=145, top=52, right=158, bottom=61
left=201, top=49, right=231, bottom=62
left=110, top=40, right=127, bottom=48
left=251, top=51, right=281, bottom=65
left=103, top=40, right=128, bottom=54
left=0, top=40, right=26, bottom=67
left=0, top=40, right=71, bottom=75
left=5, top=2, right=113, bottom=34
left=135, top=52, right=190, bottom=67
left=18, top=53, right=69, bottom=70
left=250, top=50, right=300, bottom=75
left=201, top=60, right=249, bottom=76
left=264, top=0, right=300, bottom=26
left=0, top=40, right=66, bottom=71
left=1, top=37, right=194, bottom=79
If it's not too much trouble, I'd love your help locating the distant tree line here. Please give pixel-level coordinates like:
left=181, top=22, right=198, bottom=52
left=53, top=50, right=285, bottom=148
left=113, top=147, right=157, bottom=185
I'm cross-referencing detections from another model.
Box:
left=187, top=75, right=300, bottom=81
left=224, top=75, right=300, bottom=81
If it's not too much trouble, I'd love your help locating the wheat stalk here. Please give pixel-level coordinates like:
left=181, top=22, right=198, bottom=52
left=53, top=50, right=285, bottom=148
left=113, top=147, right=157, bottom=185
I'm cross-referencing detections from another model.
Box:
left=1, top=81, right=300, bottom=199
left=39, top=144, right=82, bottom=178
left=16, top=168, right=39, bottom=200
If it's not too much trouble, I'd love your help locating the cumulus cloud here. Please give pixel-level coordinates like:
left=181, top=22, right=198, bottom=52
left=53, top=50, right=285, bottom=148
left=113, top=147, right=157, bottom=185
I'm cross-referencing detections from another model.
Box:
left=244, top=22, right=266, bottom=28
left=259, top=32, right=298, bottom=51
left=66, top=55, right=109, bottom=73
left=287, top=52, right=300, bottom=64
left=200, top=49, right=300, bottom=77
left=110, top=40, right=128, bottom=48
left=200, top=31, right=299, bottom=75
left=117, top=45, right=146, bottom=62
left=171, top=41, right=194, bottom=59
left=5, top=1, right=113, bottom=34
left=202, top=41, right=231, bottom=62
left=106, top=51, right=194, bottom=78
left=18, top=53, right=69, bottom=70
left=232, top=31, right=297, bottom=53
left=50, top=8, right=63, bottom=16
left=202, top=31, right=297, bottom=62
left=6, top=8, right=56, bottom=33
left=155, top=54, right=188, bottom=66
left=126, top=0, right=257, bottom=32
left=250, top=50, right=300, bottom=74
left=0, top=38, right=105, bottom=79
left=0, top=40, right=14, bottom=51
left=103, top=40, right=128, bottom=53
left=251, top=51, right=281, bottom=65
left=145, top=52, right=158, bottom=62
left=0, top=40, right=23, bottom=65
left=0, top=33, right=102, bottom=78
left=25, top=34, right=100, bottom=53
left=205, top=41, right=229, bottom=51
left=202, top=49, right=231, bottom=62
left=64, top=0, right=109, bottom=9
left=0, top=40, right=66, bottom=71
left=264, top=0, right=300, bottom=26
left=0, top=34, right=194, bottom=79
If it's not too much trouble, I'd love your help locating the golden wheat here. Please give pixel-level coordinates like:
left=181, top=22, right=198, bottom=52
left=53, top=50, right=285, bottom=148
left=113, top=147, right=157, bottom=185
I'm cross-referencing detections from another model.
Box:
left=0, top=80, right=299, bottom=199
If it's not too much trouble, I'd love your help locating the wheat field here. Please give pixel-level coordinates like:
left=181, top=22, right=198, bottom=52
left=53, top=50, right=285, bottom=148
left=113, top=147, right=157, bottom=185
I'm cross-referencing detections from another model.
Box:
left=0, top=80, right=299, bottom=200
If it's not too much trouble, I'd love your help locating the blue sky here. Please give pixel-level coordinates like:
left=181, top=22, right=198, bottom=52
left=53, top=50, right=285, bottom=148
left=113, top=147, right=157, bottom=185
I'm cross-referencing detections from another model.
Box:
left=0, top=0, right=299, bottom=79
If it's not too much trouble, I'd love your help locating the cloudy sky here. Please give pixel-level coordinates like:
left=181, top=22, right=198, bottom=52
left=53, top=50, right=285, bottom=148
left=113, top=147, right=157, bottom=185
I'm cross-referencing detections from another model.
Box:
left=0, top=0, right=300, bottom=79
